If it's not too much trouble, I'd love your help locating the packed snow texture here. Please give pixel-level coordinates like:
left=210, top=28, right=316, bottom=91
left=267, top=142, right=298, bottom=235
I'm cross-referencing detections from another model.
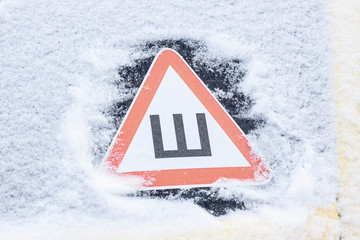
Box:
left=0, top=0, right=338, bottom=239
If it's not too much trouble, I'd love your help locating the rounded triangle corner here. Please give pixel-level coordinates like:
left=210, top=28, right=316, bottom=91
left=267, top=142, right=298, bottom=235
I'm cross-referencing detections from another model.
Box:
left=157, top=48, right=182, bottom=60
left=254, top=165, right=272, bottom=183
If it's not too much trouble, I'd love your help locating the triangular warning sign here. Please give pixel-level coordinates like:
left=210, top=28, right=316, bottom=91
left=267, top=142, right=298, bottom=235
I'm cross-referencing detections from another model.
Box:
left=102, top=49, right=269, bottom=188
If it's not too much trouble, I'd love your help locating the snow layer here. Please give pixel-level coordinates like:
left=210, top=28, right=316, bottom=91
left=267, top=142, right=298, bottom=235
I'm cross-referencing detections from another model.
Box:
left=0, top=0, right=338, bottom=238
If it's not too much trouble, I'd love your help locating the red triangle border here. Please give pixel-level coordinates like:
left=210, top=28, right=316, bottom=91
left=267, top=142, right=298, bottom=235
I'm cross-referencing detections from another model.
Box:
left=102, top=49, right=270, bottom=188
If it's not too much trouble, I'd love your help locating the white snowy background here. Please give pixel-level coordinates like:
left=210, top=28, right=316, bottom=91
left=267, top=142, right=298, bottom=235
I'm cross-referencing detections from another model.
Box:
left=0, top=0, right=338, bottom=239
